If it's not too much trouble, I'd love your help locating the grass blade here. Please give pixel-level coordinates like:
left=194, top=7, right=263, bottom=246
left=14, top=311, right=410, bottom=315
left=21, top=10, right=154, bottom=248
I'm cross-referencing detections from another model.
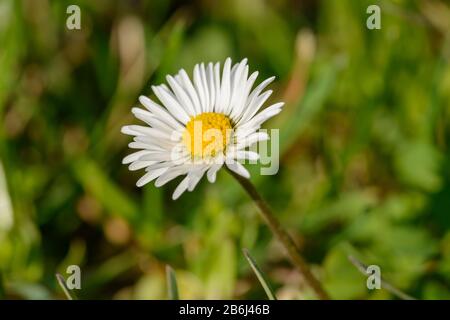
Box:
left=166, top=265, right=179, bottom=300
left=243, top=249, right=277, bottom=300
left=55, top=273, right=77, bottom=300
left=348, top=255, right=416, bottom=300
left=280, top=59, right=341, bottom=156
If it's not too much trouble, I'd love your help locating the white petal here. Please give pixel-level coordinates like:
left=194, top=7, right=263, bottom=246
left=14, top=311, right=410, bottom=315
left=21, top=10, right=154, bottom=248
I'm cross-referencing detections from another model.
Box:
left=155, top=166, right=189, bottom=187
left=133, top=137, right=177, bottom=151
left=207, top=156, right=224, bottom=183
left=226, top=58, right=247, bottom=115
left=193, top=64, right=207, bottom=113
left=131, top=108, right=162, bottom=129
left=138, top=97, right=184, bottom=131
left=130, top=110, right=174, bottom=133
left=122, top=150, right=152, bottom=164
left=206, top=165, right=221, bottom=183
left=137, top=167, right=169, bottom=187
left=132, top=106, right=153, bottom=119
left=213, top=62, right=221, bottom=113
left=230, top=66, right=252, bottom=120
left=187, top=168, right=206, bottom=192
left=144, top=162, right=172, bottom=171
left=138, top=95, right=161, bottom=111
left=121, top=125, right=142, bottom=136
left=152, top=85, right=190, bottom=124
left=139, top=152, right=174, bottom=162
left=200, top=63, right=210, bottom=112
left=226, top=160, right=250, bottom=179
left=237, top=90, right=273, bottom=126
left=247, top=76, right=276, bottom=104
left=240, top=102, right=284, bottom=130
left=166, top=75, right=196, bottom=116
left=128, top=142, right=151, bottom=149
left=237, top=76, right=275, bottom=124
left=129, top=161, right=155, bottom=171
left=236, top=132, right=269, bottom=149
left=235, top=151, right=260, bottom=161
left=217, top=57, right=231, bottom=113
left=206, top=63, right=215, bottom=113
left=178, top=69, right=202, bottom=115
left=172, top=175, right=190, bottom=200
left=125, top=125, right=172, bottom=140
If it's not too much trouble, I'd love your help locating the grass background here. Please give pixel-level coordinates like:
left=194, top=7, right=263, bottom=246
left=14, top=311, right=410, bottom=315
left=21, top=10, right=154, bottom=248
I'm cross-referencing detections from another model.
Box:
left=0, top=0, right=450, bottom=299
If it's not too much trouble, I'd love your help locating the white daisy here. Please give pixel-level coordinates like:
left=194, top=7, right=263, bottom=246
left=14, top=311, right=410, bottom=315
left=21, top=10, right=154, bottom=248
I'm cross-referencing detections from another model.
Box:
left=121, top=58, right=284, bottom=200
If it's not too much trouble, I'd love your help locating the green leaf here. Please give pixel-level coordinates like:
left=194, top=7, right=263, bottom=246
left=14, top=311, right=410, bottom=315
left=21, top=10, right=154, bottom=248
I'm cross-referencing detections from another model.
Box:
left=323, top=246, right=367, bottom=299
left=71, top=157, right=138, bottom=222
left=82, top=251, right=137, bottom=293
left=204, top=239, right=236, bottom=299
left=7, top=282, right=53, bottom=300
left=395, top=141, right=443, bottom=192
left=243, top=249, right=277, bottom=300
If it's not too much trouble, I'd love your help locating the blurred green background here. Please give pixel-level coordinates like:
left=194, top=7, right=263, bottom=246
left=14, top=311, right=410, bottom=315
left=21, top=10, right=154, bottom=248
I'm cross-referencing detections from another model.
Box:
left=1, top=0, right=450, bottom=300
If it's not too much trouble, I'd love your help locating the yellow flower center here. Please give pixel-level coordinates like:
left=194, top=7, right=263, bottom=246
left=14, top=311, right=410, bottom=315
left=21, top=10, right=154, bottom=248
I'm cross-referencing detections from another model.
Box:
left=182, top=112, right=233, bottom=158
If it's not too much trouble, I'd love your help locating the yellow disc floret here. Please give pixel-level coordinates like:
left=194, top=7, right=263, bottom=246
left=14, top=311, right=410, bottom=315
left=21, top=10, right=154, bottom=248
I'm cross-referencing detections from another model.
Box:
left=183, top=112, right=232, bottom=158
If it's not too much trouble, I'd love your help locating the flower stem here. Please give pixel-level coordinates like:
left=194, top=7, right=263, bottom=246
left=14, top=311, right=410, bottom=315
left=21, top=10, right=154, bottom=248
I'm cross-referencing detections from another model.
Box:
left=228, top=169, right=330, bottom=300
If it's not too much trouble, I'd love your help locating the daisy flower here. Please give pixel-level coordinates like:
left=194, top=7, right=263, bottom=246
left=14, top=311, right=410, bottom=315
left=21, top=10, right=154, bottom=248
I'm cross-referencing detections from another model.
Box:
left=121, top=59, right=328, bottom=299
left=121, top=58, right=284, bottom=199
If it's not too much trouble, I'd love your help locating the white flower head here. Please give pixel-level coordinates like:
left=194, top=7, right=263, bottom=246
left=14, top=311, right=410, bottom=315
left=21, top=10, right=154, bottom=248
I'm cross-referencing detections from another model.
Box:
left=122, top=58, right=284, bottom=199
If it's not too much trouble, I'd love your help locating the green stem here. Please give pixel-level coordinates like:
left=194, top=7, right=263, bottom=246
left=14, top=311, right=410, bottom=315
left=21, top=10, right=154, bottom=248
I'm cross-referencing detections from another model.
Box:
left=229, top=169, right=330, bottom=300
